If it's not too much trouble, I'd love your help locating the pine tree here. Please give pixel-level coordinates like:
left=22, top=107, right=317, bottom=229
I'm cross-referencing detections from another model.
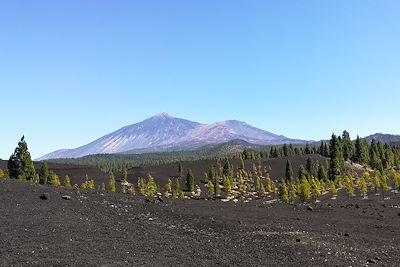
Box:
left=49, top=171, right=61, bottom=187
left=354, top=137, right=370, bottom=165
left=0, top=168, right=4, bottom=178
left=305, top=144, right=312, bottom=154
left=222, top=176, right=232, bottom=195
left=279, top=179, right=289, bottom=203
left=390, top=169, right=400, bottom=193
left=317, top=164, right=327, bottom=181
left=363, top=171, right=371, bottom=184
left=252, top=163, right=258, bottom=177
left=310, top=177, right=321, bottom=199
left=342, top=130, right=355, bottom=161
left=140, top=177, right=147, bottom=195
left=80, top=181, right=88, bottom=190
left=164, top=179, right=173, bottom=198
left=373, top=171, right=381, bottom=194
left=240, top=159, right=245, bottom=170
left=39, top=162, right=50, bottom=185
left=285, top=160, right=293, bottom=181
left=178, top=162, right=183, bottom=178
left=121, top=167, right=128, bottom=182
left=369, top=139, right=382, bottom=170
left=265, top=175, right=273, bottom=193
left=223, top=161, right=233, bottom=178
left=289, top=181, right=297, bottom=202
left=329, top=180, right=337, bottom=195
left=186, top=169, right=195, bottom=192
left=109, top=172, right=116, bottom=192
left=8, top=136, right=36, bottom=181
left=207, top=180, right=215, bottom=197
left=147, top=175, right=157, bottom=197
left=380, top=175, right=389, bottom=199
left=283, top=144, right=289, bottom=157
left=214, top=173, right=221, bottom=198
left=329, top=134, right=344, bottom=180
left=88, top=179, right=95, bottom=190
left=259, top=181, right=266, bottom=197
left=357, top=176, right=367, bottom=198
left=319, top=142, right=324, bottom=156
left=175, top=179, right=184, bottom=199
left=64, top=175, right=71, bottom=189
left=271, top=181, right=277, bottom=195
left=300, top=178, right=311, bottom=202
left=344, top=176, right=355, bottom=197
left=298, top=165, right=307, bottom=180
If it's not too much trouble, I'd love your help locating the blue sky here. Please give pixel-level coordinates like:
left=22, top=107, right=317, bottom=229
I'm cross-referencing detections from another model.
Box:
left=1, top=0, right=399, bottom=159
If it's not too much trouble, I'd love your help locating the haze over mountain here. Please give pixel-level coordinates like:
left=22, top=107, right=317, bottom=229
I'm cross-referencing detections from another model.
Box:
left=38, top=113, right=309, bottom=160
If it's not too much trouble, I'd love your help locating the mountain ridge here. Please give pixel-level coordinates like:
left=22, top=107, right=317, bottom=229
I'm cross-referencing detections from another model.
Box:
left=37, top=113, right=310, bottom=160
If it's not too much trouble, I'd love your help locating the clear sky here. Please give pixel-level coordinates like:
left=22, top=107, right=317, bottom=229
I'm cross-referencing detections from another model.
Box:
left=1, top=0, right=400, bottom=159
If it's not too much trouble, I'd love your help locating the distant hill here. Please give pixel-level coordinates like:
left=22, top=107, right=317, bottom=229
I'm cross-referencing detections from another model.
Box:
left=362, top=133, right=400, bottom=144
left=38, top=113, right=310, bottom=160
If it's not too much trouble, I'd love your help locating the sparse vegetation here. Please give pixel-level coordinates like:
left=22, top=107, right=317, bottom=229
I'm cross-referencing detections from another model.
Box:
left=64, top=175, right=71, bottom=189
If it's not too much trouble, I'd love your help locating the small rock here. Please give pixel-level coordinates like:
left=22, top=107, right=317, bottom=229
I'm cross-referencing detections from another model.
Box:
left=307, top=206, right=314, bottom=211
left=367, top=258, right=378, bottom=264
left=40, top=194, right=49, bottom=200
left=296, top=238, right=301, bottom=242
left=145, top=198, right=154, bottom=204
left=148, top=217, right=154, bottom=221
left=62, top=195, right=71, bottom=200
left=157, top=195, right=164, bottom=202
left=344, top=233, right=350, bottom=237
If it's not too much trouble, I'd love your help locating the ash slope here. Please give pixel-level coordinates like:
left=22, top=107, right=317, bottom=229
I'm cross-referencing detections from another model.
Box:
left=1, top=179, right=399, bottom=266
left=38, top=113, right=308, bottom=160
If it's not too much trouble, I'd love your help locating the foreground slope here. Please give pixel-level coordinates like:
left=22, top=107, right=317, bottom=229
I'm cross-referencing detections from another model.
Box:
left=1, top=179, right=399, bottom=266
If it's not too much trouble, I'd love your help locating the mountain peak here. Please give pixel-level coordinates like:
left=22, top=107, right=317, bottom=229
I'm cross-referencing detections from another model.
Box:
left=155, top=112, right=171, bottom=118
left=37, top=114, right=308, bottom=160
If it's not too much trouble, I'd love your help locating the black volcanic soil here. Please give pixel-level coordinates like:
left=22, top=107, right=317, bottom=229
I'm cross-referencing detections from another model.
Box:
left=1, top=178, right=400, bottom=266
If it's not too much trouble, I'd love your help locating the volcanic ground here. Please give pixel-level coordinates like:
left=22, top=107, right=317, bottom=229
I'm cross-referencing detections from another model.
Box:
left=1, top=176, right=400, bottom=266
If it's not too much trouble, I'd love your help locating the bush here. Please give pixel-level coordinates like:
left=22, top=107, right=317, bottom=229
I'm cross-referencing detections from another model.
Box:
left=279, top=179, right=289, bottom=203
left=87, top=179, right=95, bottom=190
left=109, top=172, right=116, bottom=193
left=344, top=176, right=355, bottom=197
left=289, top=181, right=297, bottom=202
left=356, top=176, right=367, bottom=197
left=147, top=175, right=157, bottom=197
left=138, top=177, right=147, bottom=196
left=64, top=175, right=71, bottom=189
left=80, top=182, right=88, bottom=190
left=49, top=171, right=61, bottom=187
left=207, top=180, right=215, bottom=197
left=329, top=180, right=337, bottom=195
left=174, top=179, right=184, bottom=199
left=163, top=179, right=173, bottom=198
left=299, top=178, right=311, bottom=202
